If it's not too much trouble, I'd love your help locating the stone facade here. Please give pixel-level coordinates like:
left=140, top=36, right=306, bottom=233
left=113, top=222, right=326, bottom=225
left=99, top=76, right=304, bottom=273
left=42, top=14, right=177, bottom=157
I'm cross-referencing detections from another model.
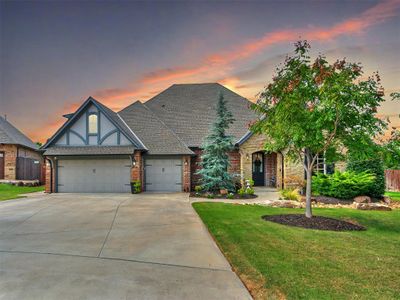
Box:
left=238, top=134, right=284, bottom=189
left=0, top=144, right=42, bottom=180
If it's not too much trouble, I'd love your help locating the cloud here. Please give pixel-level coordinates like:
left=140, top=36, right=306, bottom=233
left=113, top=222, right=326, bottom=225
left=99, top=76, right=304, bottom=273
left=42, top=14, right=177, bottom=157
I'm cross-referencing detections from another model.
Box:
left=33, top=0, right=400, bottom=142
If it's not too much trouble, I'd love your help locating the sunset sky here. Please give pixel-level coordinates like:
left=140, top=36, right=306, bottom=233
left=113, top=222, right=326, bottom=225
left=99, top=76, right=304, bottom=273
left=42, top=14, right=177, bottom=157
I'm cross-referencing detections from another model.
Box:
left=1, top=0, right=399, bottom=143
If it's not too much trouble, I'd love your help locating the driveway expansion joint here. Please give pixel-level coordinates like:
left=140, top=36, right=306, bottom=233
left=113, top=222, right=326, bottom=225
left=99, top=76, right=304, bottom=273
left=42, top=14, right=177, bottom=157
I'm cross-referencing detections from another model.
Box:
left=0, top=249, right=233, bottom=272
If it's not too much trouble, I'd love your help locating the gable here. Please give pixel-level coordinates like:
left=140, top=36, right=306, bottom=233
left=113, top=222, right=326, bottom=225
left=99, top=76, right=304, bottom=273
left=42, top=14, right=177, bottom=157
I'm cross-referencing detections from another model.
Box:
left=52, top=103, right=132, bottom=147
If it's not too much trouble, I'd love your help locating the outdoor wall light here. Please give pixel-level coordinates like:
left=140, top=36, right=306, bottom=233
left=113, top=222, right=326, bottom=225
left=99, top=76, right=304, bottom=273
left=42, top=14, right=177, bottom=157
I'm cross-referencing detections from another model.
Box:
left=246, top=153, right=250, bottom=160
left=132, top=157, right=136, bottom=167
left=184, top=159, right=188, bottom=166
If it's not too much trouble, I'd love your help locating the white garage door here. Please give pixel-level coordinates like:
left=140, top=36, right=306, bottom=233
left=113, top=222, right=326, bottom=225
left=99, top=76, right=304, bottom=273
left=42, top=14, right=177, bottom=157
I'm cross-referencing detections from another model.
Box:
left=145, top=158, right=182, bottom=192
left=57, top=159, right=131, bottom=193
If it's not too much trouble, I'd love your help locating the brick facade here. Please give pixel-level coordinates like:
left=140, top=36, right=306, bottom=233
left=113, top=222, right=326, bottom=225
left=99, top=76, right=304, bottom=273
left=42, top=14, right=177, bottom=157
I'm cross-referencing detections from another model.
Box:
left=44, top=158, right=55, bottom=193
left=182, top=155, right=191, bottom=192
left=0, top=144, right=43, bottom=181
left=131, top=151, right=144, bottom=191
left=190, top=148, right=241, bottom=190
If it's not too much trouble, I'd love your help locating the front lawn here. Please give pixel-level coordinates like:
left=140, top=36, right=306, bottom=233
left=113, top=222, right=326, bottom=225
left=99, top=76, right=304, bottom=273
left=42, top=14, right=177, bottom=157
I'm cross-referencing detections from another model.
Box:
left=386, top=191, right=400, bottom=202
left=0, top=184, right=44, bottom=201
left=193, top=203, right=400, bottom=299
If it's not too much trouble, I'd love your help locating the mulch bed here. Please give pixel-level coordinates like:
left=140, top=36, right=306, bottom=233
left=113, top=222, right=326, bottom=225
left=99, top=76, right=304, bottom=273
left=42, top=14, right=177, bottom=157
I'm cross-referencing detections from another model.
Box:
left=313, top=196, right=353, bottom=205
left=262, top=214, right=366, bottom=231
left=189, top=192, right=258, bottom=199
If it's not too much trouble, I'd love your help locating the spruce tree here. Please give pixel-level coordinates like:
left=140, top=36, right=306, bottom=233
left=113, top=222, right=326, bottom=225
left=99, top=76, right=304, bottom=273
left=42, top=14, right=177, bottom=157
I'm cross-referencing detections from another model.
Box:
left=197, top=92, right=235, bottom=193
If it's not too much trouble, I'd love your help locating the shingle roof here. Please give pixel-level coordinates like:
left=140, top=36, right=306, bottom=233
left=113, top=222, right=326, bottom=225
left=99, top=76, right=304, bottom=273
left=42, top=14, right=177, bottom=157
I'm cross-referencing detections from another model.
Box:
left=119, top=101, right=193, bottom=155
left=0, top=116, right=38, bottom=150
left=43, top=146, right=135, bottom=156
left=145, top=83, right=257, bottom=147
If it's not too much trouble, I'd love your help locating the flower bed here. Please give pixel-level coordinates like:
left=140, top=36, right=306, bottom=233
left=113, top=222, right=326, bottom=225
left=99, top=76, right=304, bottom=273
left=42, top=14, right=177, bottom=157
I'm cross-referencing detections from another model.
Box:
left=189, top=192, right=257, bottom=199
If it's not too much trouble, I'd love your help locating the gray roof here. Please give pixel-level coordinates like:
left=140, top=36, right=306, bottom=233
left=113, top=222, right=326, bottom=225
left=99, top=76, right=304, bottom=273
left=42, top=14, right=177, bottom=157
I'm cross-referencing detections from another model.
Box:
left=119, top=101, right=193, bottom=155
left=145, top=83, right=257, bottom=147
left=43, top=146, right=135, bottom=156
left=0, top=116, right=38, bottom=150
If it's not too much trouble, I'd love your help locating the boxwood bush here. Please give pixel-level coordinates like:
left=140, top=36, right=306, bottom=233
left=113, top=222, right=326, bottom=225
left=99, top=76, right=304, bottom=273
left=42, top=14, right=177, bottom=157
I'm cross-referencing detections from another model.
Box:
left=346, top=158, right=385, bottom=198
left=312, top=171, right=375, bottom=199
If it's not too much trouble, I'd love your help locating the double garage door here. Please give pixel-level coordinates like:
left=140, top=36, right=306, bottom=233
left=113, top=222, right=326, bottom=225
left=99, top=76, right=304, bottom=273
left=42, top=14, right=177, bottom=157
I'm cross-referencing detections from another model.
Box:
left=57, top=159, right=131, bottom=193
left=57, top=157, right=183, bottom=193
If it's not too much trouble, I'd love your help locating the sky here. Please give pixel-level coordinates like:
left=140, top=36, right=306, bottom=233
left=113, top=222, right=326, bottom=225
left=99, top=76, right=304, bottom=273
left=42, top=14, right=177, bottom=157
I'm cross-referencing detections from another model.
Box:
left=1, top=0, right=399, bottom=143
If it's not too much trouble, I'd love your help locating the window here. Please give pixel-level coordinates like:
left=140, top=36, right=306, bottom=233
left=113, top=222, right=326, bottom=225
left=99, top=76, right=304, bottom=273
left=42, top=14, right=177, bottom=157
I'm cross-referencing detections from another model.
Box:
left=252, top=152, right=263, bottom=173
left=314, top=153, right=335, bottom=175
left=88, top=114, right=98, bottom=134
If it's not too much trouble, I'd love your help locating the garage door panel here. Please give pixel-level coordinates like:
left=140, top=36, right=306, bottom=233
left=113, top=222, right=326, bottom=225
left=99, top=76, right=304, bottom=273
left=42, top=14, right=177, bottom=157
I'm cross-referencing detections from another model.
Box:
left=58, top=159, right=131, bottom=193
left=145, top=158, right=182, bottom=192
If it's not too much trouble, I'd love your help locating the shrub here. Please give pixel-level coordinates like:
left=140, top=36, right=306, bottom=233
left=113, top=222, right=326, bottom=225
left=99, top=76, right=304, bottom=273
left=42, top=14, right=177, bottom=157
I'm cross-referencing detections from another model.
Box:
left=245, top=187, right=255, bottom=195
left=280, top=188, right=300, bottom=201
left=207, top=194, right=215, bottom=199
left=227, top=193, right=234, bottom=199
left=284, top=175, right=306, bottom=190
left=346, top=158, right=385, bottom=198
left=238, top=188, right=246, bottom=197
left=131, top=180, right=141, bottom=193
left=194, top=185, right=202, bottom=193
left=312, top=171, right=375, bottom=199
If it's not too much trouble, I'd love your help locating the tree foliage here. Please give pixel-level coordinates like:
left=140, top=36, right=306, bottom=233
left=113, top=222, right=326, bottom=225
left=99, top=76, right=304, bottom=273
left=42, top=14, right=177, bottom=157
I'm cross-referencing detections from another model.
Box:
left=251, top=40, right=388, bottom=217
left=197, top=93, right=235, bottom=192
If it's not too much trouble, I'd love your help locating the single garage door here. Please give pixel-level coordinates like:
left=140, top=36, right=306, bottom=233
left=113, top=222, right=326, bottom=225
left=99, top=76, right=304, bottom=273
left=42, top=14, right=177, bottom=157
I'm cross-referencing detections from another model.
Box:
left=57, top=158, right=131, bottom=193
left=145, top=158, right=182, bottom=192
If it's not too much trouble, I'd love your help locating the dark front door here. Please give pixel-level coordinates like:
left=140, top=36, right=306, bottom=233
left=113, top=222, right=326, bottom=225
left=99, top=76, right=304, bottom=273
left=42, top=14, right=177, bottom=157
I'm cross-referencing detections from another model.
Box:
left=252, top=152, right=264, bottom=186
left=0, top=152, right=4, bottom=179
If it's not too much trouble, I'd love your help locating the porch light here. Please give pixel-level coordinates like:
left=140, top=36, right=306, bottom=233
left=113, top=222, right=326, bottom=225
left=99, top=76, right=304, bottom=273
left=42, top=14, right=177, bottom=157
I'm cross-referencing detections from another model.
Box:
left=246, top=153, right=250, bottom=160
left=184, top=159, right=188, bottom=166
left=132, top=156, right=136, bottom=167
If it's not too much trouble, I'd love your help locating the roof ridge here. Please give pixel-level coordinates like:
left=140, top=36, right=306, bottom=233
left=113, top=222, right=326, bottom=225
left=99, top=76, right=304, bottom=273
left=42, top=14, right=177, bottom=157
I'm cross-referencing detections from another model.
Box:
left=142, top=103, right=191, bottom=151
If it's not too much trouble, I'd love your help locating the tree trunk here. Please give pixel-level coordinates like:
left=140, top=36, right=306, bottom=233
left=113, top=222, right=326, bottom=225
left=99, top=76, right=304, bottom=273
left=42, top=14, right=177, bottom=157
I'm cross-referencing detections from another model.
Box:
left=305, top=168, right=313, bottom=218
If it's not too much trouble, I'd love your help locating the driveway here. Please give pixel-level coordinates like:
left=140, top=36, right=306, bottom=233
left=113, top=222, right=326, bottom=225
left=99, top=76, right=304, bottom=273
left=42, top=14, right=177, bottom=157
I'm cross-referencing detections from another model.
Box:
left=0, top=193, right=251, bottom=300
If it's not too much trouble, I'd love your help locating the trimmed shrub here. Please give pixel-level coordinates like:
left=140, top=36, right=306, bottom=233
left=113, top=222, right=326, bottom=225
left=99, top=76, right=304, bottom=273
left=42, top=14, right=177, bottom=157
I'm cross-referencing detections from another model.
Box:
left=312, top=171, right=375, bottom=199
left=346, top=158, right=385, bottom=198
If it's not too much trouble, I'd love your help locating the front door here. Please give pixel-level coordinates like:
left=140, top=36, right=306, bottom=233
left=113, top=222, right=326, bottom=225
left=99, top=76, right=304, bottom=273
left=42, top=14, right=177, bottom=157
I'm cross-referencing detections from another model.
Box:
left=252, top=152, right=264, bottom=186
left=0, top=152, right=4, bottom=179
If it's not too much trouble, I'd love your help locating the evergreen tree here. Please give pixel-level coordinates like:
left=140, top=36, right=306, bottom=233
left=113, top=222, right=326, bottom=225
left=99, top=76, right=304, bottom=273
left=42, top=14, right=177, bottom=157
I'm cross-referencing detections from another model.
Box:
left=197, top=93, right=235, bottom=193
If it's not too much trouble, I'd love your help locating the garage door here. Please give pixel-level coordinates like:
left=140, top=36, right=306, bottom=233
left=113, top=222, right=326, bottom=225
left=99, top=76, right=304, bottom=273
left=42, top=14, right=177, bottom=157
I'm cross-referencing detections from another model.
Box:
left=57, top=159, right=131, bottom=193
left=145, top=158, right=182, bottom=192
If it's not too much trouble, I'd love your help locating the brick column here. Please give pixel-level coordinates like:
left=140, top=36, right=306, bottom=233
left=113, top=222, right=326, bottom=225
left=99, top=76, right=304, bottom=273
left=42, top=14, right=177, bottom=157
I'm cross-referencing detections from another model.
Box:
left=131, top=151, right=143, bottom=191
left=44, top=158, right=55, bottom=193
left=182, top=155, right=191, bottom=192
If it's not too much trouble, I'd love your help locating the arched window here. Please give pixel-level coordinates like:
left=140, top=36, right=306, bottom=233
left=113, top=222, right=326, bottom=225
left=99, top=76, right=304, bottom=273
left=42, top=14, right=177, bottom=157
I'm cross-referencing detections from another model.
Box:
left=88, top=114, right=98, bottom=134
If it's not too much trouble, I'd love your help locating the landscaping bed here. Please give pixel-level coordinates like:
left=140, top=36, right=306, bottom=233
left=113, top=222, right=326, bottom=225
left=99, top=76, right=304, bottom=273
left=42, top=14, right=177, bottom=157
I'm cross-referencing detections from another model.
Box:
left=262, top=214, right=366, bottom=231
left=189, top=192, right=257, bottom=199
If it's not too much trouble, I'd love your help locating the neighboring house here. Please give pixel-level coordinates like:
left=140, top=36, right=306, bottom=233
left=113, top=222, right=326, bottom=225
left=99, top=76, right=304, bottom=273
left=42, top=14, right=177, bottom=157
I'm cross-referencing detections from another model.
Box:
left=41, top=83, right=306, bottom=193
left=0, top=116, right=43, bottom=181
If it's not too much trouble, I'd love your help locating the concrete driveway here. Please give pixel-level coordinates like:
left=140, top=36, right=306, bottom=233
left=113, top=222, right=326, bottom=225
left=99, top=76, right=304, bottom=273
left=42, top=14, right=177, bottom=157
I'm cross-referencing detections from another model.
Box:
left=0, top=193, right=251, bottom=300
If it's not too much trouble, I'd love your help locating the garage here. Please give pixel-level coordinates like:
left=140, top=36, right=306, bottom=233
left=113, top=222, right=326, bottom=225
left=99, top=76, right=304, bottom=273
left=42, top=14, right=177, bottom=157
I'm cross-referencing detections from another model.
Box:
left=57, top=158, right=131, bottom=193
left=145, top=158, right=182, bottom=192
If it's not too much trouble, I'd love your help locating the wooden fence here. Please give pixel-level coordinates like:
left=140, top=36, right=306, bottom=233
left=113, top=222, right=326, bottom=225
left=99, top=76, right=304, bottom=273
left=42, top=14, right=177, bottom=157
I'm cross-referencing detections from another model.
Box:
left=16, top=157, right=41, bottom=181
left=385, top=170, right=400, bottom=192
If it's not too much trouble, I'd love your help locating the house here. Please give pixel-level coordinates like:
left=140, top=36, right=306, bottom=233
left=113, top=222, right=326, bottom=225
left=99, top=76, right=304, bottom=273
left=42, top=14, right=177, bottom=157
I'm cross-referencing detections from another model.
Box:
left=0, top=116, right=43, bottom=181
left=42, top=83, right=306, bottom=193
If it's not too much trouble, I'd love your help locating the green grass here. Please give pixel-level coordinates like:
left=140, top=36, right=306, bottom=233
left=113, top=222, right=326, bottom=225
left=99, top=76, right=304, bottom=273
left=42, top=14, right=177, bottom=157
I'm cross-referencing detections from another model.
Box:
left=0, top=183, right=44, bottom=201
left=385, top=191, right=400, bottom=202
left=193, top=202, right=400, bottom=299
